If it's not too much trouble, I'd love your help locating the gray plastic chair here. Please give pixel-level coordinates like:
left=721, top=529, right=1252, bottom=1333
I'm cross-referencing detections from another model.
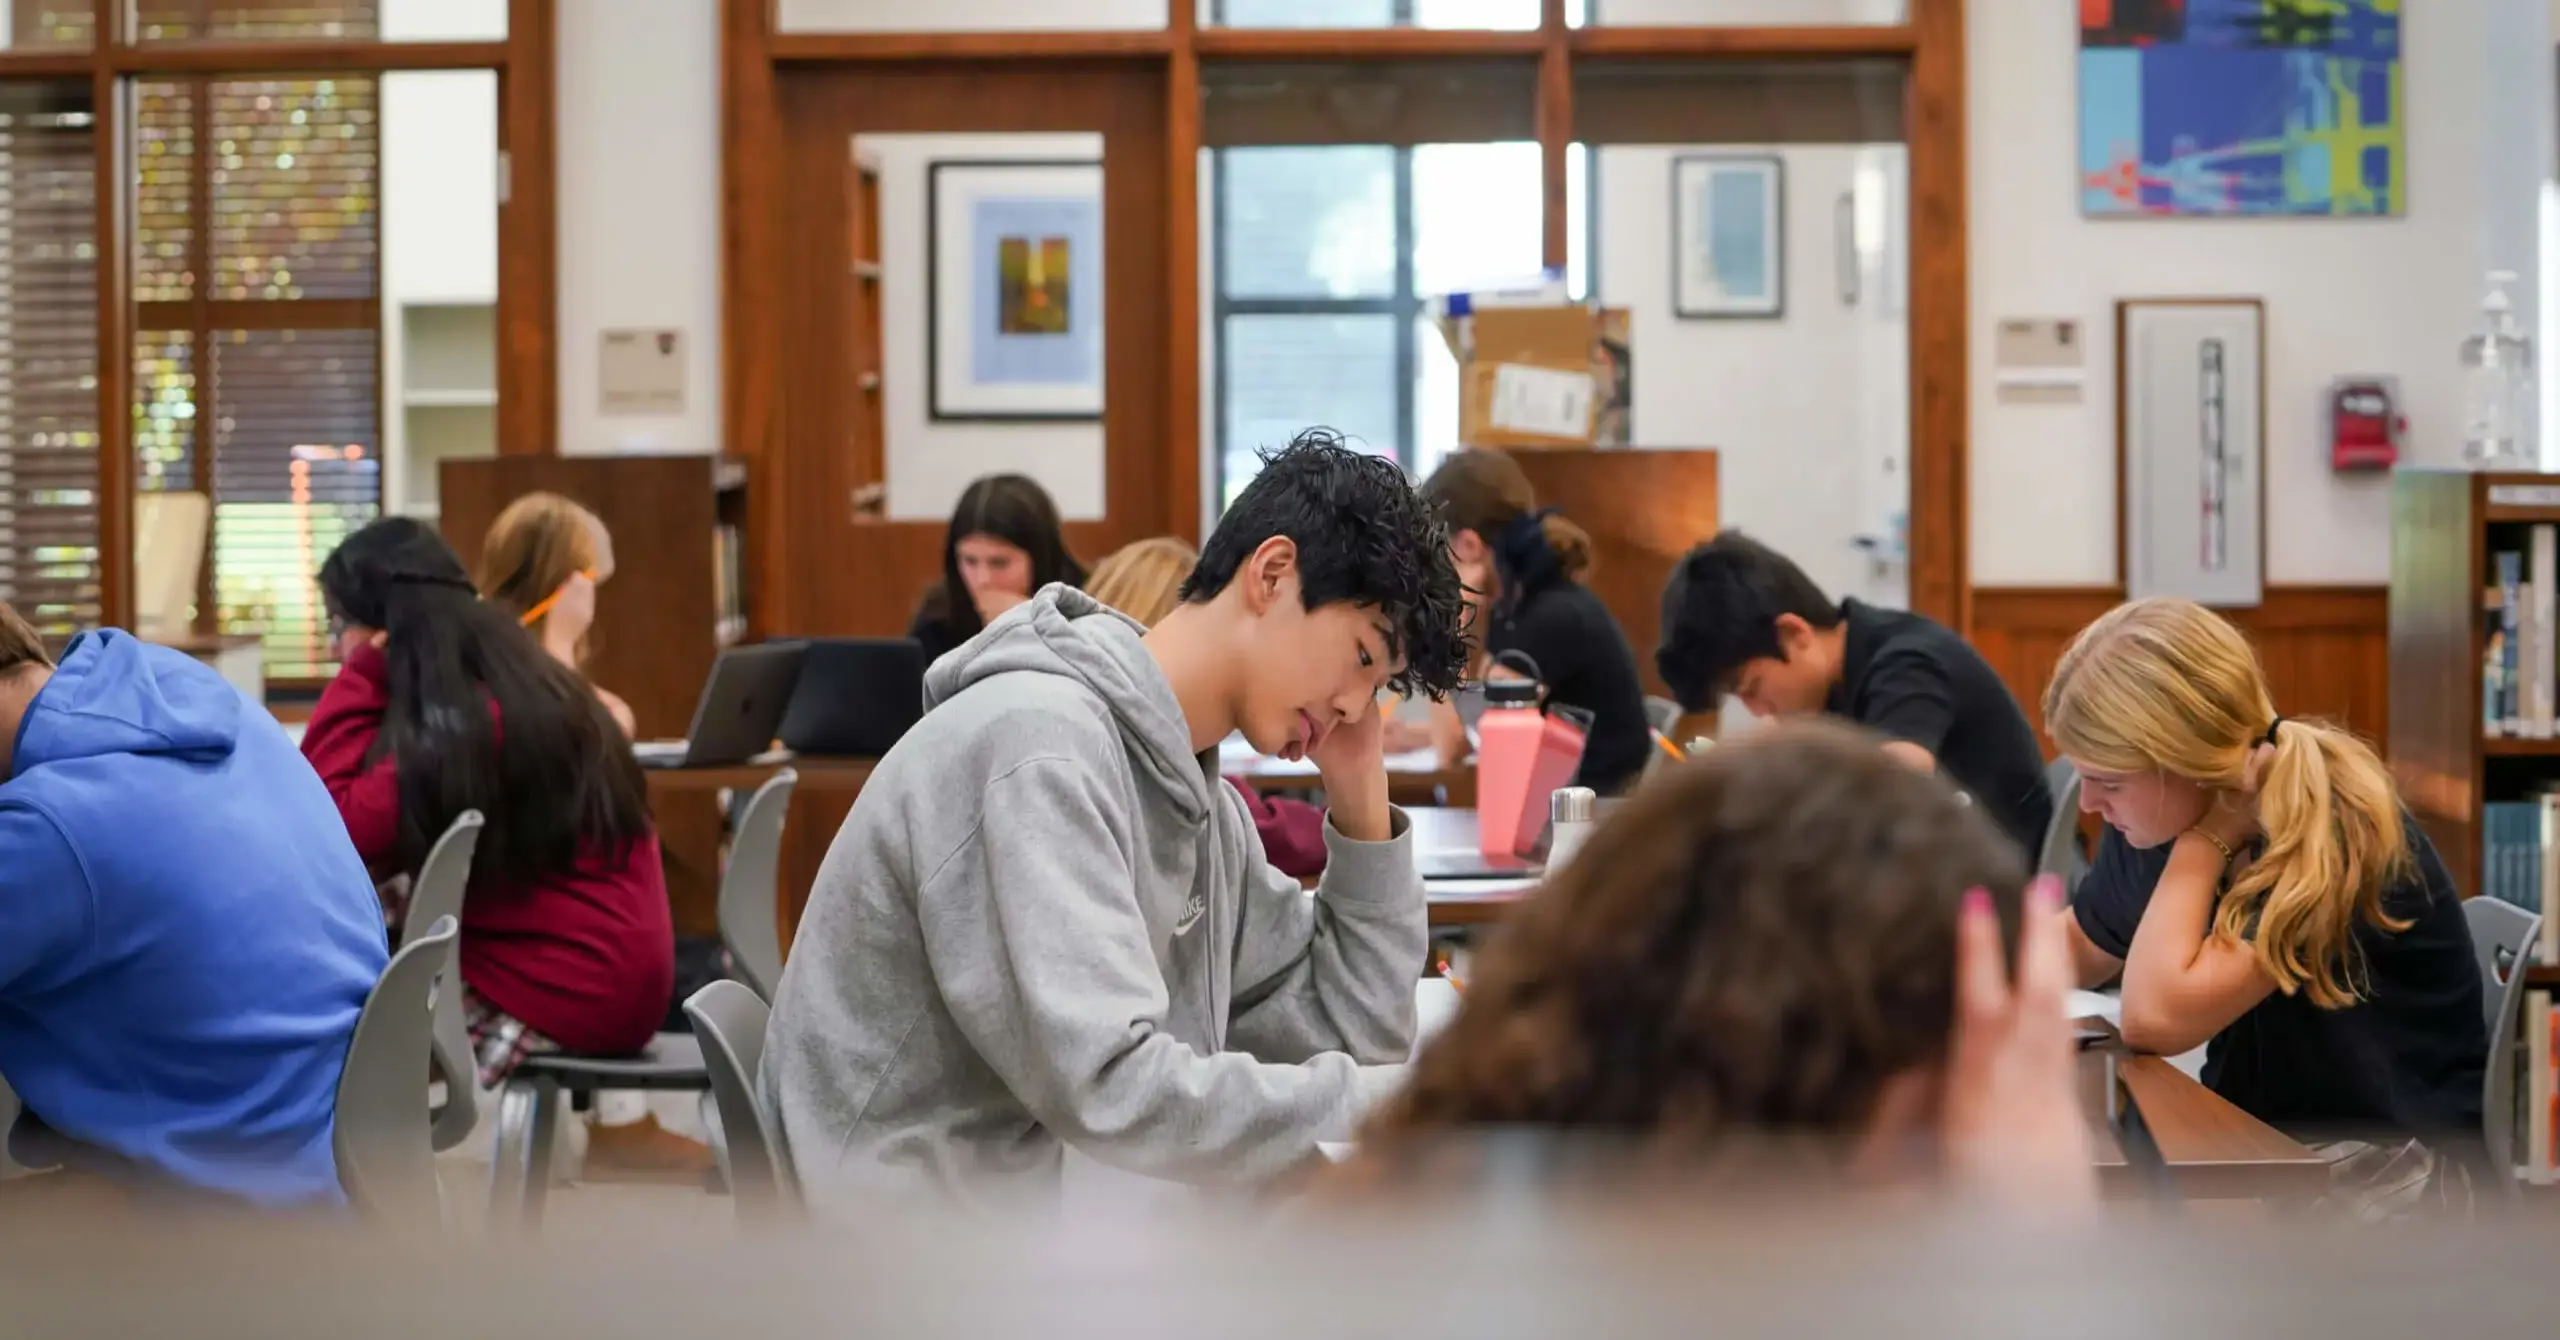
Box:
left=718, top=769, right=797, bottom=1002
left=403, top=810, right=485, bottom=1152
left=2464, top=896, right=2541, bottom=1195
left=2036, top=757, right=2090, bottom=898
left=684, top=979, right=798, bottom=1227
left=1642, top=696, right=1682, bottom=739
left=335, top=915, right=457, bottom=1222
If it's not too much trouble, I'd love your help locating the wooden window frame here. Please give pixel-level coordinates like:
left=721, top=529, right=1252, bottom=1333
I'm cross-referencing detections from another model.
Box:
left=726, top=0, right=1968, bottom=630
left=0, top=0, right=557, bottom=633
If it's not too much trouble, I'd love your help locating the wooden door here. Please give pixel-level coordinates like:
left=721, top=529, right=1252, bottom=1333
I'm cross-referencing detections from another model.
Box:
left=767, top=62, right=1173, bottom=639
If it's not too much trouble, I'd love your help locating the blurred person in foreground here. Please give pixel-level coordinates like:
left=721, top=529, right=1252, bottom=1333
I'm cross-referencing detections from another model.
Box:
left=1342, top=721, right=2093, bottom=1210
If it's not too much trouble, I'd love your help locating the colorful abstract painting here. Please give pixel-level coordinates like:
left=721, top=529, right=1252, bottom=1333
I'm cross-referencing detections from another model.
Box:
left=2079, top=0, right=2403, bottom=218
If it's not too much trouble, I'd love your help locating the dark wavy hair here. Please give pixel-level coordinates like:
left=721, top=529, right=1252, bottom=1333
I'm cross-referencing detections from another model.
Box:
left=917, top=473, right=1087, bottom=641
left=317, top=517, right=653, bottom=888
left=1351, top=720, right=2026, bottom=1181
left=1181, top=428, right=1469, bottom=701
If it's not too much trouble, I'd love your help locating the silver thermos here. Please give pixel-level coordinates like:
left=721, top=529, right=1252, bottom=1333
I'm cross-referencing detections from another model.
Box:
left=1547, top=786, right=1597, bottom=872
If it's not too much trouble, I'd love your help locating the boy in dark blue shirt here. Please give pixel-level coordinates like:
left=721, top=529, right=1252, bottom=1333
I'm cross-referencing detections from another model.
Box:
left=0, top=603, right=385, bottom=1206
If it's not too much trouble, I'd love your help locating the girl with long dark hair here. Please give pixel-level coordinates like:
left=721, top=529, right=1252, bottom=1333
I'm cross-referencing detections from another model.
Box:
left=908, top=473, right=1086, bottom=662
left=301, top=518, right=705, bottom=1175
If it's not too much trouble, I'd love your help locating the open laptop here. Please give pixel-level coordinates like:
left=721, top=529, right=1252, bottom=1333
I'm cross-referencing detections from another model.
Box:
left=776, top=637, right=928, bottom=757
left=632, top=641, right=809, bottom=770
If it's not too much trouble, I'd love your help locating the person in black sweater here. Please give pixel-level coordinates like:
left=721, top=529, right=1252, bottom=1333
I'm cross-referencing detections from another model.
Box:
left=2046, top=597, right=2484, bottom=1214
left=1655, top=532, right=2052, bottom=863
left=908, top=473, right=1087, bottom=664
left=1418, top=450, right=1650, bottom=796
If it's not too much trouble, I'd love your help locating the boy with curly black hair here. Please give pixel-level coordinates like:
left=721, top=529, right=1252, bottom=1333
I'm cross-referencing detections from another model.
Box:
left=766, top=429, right=1470, bottom=1212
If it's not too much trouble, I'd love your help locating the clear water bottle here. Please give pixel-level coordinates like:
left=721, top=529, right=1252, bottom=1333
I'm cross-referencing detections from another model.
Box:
left=2462, top=270, right=2536, bottom=470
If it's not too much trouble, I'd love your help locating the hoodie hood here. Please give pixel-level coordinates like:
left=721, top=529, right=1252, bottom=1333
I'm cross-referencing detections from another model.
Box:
left=12, top=630, right=242, bottom=778
left=924, top=584, right=1214, bottom=825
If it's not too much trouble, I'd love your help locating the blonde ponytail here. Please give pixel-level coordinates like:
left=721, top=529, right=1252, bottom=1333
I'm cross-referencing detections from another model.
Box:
left=2045, top=598, right=2413, bottom=1007
left=2223, top=719, right=2410, bottom=1007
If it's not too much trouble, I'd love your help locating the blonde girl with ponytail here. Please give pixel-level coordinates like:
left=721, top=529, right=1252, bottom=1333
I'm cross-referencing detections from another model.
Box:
left=2045, top=599, right=2484, bottom=1195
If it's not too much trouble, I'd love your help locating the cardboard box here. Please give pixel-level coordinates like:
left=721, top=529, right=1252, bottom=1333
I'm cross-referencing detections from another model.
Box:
left=1441, top=303, right=1630, bottom=450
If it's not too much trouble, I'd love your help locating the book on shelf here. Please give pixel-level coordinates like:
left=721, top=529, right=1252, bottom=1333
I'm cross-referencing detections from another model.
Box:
left=2480, top=795, right=2560, bottom=960
left=2485, top=536, right=2556, bottom=736
left=712, top=524, right=745, bottom=646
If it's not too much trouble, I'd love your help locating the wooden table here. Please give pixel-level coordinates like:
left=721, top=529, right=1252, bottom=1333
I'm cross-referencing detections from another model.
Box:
left=2109, top=1052, right=2330, bottom=1200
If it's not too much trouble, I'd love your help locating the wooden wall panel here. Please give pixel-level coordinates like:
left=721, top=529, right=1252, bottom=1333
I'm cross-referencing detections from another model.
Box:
left=1971, top=585, right=2390, bottom=751
left=769, top=61, right=1173, bottom=639
left=1510, top=449, right=1718, bottom=701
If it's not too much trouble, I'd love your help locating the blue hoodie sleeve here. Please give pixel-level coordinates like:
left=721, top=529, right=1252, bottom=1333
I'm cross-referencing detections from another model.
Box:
left=0, top=802, right=95, bottom=994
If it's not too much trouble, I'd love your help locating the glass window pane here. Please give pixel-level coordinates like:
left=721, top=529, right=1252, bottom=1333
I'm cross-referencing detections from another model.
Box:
left=133, top=0, right=507, bottom=42
left=7, top=2, right=96, bottom=49
left=1594, top=0, right=1899, bottom=22
left=1221, top=147, right=1395, bottom=300
left=1215, top=0, right=1392, bottom=25
left=211, top=328, right=380, bottom=679
left=1222, top=314, right=1398, bottom=507
left=0, top=83, right=102, bottom=638
left=1411, top=141, right=1543, bottom=297
left=784, top=0, right=1162, bottom=32
left=1209, top=0, right=1581, bottom=26
left=211, top=76, right=380, bottom=302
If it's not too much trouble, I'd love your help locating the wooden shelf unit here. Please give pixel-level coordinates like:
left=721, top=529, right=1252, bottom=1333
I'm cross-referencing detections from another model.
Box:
left=2387, top=468, right=2560, bottom=897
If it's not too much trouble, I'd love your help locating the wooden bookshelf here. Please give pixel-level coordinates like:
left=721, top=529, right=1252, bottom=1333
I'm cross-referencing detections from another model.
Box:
left=2388, top=468, right=2560, bottom=899
left=847, top=147, right=885, bottom=521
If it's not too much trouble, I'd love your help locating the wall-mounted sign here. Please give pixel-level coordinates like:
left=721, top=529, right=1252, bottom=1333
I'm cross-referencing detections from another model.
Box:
left=600, top=328, right=684, bottom=415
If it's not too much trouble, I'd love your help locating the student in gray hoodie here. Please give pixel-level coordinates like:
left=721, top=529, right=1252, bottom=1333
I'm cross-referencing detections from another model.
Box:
left=764, top=431, right=1472, bottom=1214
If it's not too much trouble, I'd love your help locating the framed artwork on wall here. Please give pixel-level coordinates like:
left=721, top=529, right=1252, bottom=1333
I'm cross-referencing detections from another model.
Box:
left=927, top=159, right=1106, bottom=422
left=2117, top=297, right=2266, bottom=609
left=1670, top=153, right=1784, bottom=320
left=2079, top=1, right=2405, bottom=217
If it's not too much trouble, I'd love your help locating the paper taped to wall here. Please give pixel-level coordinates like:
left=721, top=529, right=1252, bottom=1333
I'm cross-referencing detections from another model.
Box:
left=1487, top=363, right=1595, bottom=440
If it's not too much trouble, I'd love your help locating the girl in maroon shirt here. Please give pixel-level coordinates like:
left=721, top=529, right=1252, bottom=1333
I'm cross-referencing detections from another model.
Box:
left=302, top=519, right=673, bottom=1081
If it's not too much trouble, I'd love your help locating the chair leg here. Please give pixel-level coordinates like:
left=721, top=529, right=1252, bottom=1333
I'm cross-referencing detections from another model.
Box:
left=519, top=1077, right=561, bottom=1231
left=485, top=1079, right=537, bottom=1231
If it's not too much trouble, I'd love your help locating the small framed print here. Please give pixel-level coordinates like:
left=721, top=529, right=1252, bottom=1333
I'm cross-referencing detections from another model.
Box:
left=926, top=159, right=1105, bottom=422
left=1671, top=154, right=1785, bottom=320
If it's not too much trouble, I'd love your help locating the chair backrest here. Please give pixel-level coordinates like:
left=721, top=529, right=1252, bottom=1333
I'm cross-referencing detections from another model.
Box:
left=406, top=811, right=484, bottom=1152
left=1641, top=696, right=1682, bottom=739
left=2463, top=895, right=2541, bottom=1185
left=719, top=770, right=797, bottom=1001
left=2036, top=757, right=2090, bottom=896
left=684, top=979, right=798, bottom=1226
left=336, top=915, right=457, bottom=1222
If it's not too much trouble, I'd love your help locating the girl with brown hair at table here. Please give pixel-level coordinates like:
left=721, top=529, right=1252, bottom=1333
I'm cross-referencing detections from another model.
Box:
left=1345, top=721, right=2093, bottom=1210
left=478, top=490, right=636, bottom=738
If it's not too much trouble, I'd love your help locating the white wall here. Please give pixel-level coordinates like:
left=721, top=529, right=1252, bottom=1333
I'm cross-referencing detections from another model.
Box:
left=1597, top=144, right=1909, bottom=609
left=1969, top=2, right=2488, bottom=587
left=556, top=0, right=722, bottom=454
left=862, top=133, right=1110, bottom=522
